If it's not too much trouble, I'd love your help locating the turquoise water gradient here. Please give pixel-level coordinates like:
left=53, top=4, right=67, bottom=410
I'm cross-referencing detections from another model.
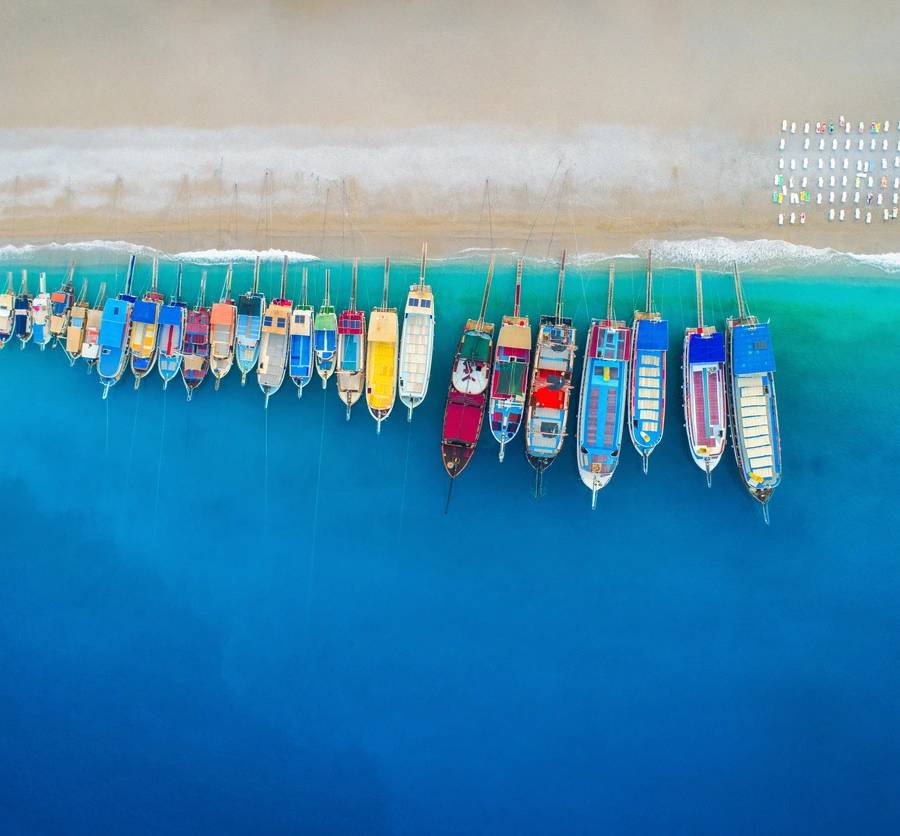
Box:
left=2, top=256, right=899, bottom=834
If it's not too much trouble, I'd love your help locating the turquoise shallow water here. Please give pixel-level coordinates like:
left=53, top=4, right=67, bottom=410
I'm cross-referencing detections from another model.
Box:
left=2, top=254, right=899, bottom=834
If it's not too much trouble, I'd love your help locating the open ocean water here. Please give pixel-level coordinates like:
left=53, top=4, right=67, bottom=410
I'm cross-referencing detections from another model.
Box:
left=1, top=252, right=899, bottom=835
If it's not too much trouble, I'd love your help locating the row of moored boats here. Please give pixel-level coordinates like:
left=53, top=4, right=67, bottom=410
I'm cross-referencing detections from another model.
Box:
left=0, top=247, right=435, bottom=431
left=0, top=247, right=782, bottom=519
left=438, top=252, right=782, bottom=521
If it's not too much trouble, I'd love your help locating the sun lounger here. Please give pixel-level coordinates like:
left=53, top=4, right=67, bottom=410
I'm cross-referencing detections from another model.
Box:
left=779, top=137, right=786, bottom=150
left=866, top=211, right=871, bottom=224
left=844, top=138, right=851, bottom=151
left=804, top=122, right=810, bottom=134
left=816, top=193, right=823, bottom=204
left=802, top=157, right=808, bottom=169
left=858, top=139, right=865, bottom=151
left=777, top=213, right=784, bottom=225
left=791, top=122, right=797, bottom=134
left=828, top=208, right=835, bottom=220
left=790, top=158, right=796, bottom=170
left=829, top=191, right=835, bottom=203
left=885, top=209, right=891, bottom=221
left=779, top=158, right=784, bottom=170
left=841, top=191, right=847, bottom=203
left=782, top=119, right=788, bottom=132
left=789, top=212, right=795, bottom=224
left=854, top=207, right=861, bottom=220
left=859, top=121, right=865, bottom=133
left=799, top=212, right=806, bottom=224
left=839, top=209, right=845, bottom=220
left=843, top=158, right=849, bottom=169
left=884, top=139, right=890, bottom=151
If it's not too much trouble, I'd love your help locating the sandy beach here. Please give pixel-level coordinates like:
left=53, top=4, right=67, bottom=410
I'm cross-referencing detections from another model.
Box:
left=2, top=0, right=899, bottom=261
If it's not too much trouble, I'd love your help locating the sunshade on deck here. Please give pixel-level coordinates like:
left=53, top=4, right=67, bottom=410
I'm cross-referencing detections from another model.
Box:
left=732, top=323, right=775, bottom=374
left=492, top=363, right=525, bottom=397
left=159, top=304, right=184, bottom=325
left=636, top=319, right=668, bottom=350
left=132, top=300, right=158, bottom=323
left=443, top=397, right=483, bottom=443
left=460, top=332, right=490, bottom=362
left=210, top=303, right=235, bottom=324
left=339, top=312, right=364, bottom=334
left=688, top=332, right=725, bottom=364
left=98, top=301, right=127, bottom=346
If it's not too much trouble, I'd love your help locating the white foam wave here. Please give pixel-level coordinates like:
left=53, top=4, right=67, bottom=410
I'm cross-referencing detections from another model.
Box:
left=573, top=237, right=900, bottom=275
left=1, top=237, right=898, bottom=276
left=173, top=248, right=318, bottom=264
left=0, top=240, right=318, bottom=264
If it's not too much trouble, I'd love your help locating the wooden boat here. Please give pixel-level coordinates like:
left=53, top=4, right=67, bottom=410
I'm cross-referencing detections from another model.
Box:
left=398, top=243, right=435, bottom=421
left=0, top=272, right=17, bottom=349
left=181, top=271, right=210, bottom=400
left=336, top=258, right=366, bottom=419
left=682, top=264, right=727, bottom=486
left=440, top=257, right=495, bottom=481
left=235, top=256, right=265, bottom=385
left=489, top=258, right=531, bottom=462
left=209, top=263, right=237, bottom=389
left=523, top=251, right=576, bottom=493
left=48, top=262, right=76, bottom=348
left=157, top=264, right=186, bottom=388
left=31, top=272, right=52, bottom=350
left=627, top=251, right=668, bottom=473
left=257, top=255, right=292, bottom=407
left=576, top=264, right=632, bottom=508
left=63, top=278, right=90, bottom=363
left=98, top=255, right=137, bottom=398
left=288, top=266, right=315, bottom=397
left=130, top=257, right=165, bottom=388
left=314, top=268, right=338, bottom=388
left=80, top=281, right=107, bottom=372
left=13, top=270, right=33, bottom=349
left=726, top=263, right=782, bottom=523
left=365, top=258, right=399, bottom=432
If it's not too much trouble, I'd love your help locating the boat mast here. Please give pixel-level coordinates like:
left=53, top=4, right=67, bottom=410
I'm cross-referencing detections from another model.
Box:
left=64, top=260, right=76, bottom=290
left=123, top=254, right=136, bottom=296
left=324, top=268, right=331, bottom=306
left=419, top=242, right=428, bottom=289
left=351, top=258, right=358, bottom=309
left=732, top=261, right=747, bottom=319
left=477, top=256, right=495, bottom=326
left=302, top=266, right=309, bottom=306
left=76, top=277, right=88, bottom=304
left=197, top=271, right=207, bottom=308
left=39, top=271, right=47, bottom=295
left=5, top=272, right=12, bottom=293
left=279, top=254, right=288, bottom=300
left=382, top=257, right=390, bottom=308
left=694, top=263, right=704, bottom=329
left=607, top=263, right=616, bottom=322
left=645, top=250, right=653, bottom=313
left=513, top=258, right=523, bottom=318
left=222, top=263, right=233, bottom=302
left=94, top=281, right=107, bottom=308
left=20, top=269, right=28, bottom=295
left=252, top=256, right=261, bottom=295
left=151, top=257, right=159, bottom=293
left=555, top=250, right=567, bottom=322
left=174, top=264, right=184, bottom=302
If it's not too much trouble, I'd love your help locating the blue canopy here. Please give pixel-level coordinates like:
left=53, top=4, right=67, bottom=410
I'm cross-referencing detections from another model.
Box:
left=159, top=304, right=183, bottom=326
left=132, top=300, right=157, bottom=323
left=636, top=319, right=668, bottom=350
left=732, top=323, right=776, bottom=374
left=688, top=332, right=725, bottom=364
left=99, top=301, right=127, bottom=347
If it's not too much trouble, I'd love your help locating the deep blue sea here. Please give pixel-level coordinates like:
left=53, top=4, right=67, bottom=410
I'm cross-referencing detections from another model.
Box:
left=2, top=253, right=899, bottom=835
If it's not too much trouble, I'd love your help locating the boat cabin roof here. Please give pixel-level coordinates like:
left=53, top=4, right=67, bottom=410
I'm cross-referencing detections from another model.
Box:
left=732, top=323, right=775, bottom=374
left=636, top=319, right=668, bottom=350
left=688, top=331, right=725, bottom=364
left=461, top=331, right=490, bottom=362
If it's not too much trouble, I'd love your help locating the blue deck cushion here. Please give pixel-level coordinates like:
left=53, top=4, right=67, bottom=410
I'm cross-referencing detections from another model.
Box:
left=636, top=319, right=668, bottom=350
left=732, top=323, right=775, bottom=374
left=132, top=300, right=157, bottom=323
left=688, top=331, right=725, bottom=364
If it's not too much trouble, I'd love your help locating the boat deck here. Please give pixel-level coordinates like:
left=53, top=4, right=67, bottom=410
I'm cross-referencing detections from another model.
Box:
left=399, top=312, right=433, bottom=398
